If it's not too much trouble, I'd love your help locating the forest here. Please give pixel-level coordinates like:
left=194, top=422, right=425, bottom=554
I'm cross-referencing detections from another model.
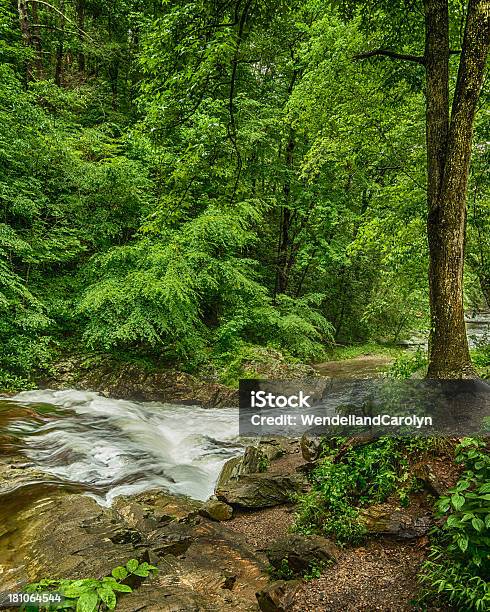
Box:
left=0, top=2, right=489, bottom=610
left=0, top=0, right=488, bottom=391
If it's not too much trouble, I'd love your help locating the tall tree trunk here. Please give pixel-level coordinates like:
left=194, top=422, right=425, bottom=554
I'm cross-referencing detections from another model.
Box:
left=426, top=0, right=489, bottom=378
left=17, top=0, right=32, bottom=81
left=275, top=134, right=294, bottom=296
left=76, top=0, right=85, bottom=72
left=55, top=0, right=65, bottom=86
left=30, top=0, right=43, bottom=77
left=355, top=0, right=489, bottom=377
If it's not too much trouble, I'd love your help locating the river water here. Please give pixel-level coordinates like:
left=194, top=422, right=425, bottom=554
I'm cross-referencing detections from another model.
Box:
left=0, top=389, right=243, bottom=505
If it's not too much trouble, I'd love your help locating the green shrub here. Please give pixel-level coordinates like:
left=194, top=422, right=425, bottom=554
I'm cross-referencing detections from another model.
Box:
left=78, top=204, right=332, bottom=368
left=418, top=438, right=490, bottom=611
left=388, top=348, right=427, bottom=379
left=294, top=437, right=408, bottom=544
left=472, top=345, right=490, bottom=378
left=21, top=559, right=157, bottom=612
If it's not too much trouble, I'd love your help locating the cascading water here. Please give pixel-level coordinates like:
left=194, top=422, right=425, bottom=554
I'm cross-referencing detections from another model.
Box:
left=1, top=389, right=243, bottom=505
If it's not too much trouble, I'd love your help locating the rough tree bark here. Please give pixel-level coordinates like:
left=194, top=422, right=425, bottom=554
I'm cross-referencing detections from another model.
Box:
left=356, top=0, right=489, bottom=378
left=426, top=0, right=489, bottom=378
left=17, top=0, right=32, bottom=80
left=55, top=0, right=65, bottom=85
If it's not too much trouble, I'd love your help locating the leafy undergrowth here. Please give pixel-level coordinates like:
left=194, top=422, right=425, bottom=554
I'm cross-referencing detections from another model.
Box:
left=293, top=435, right=489, bottom=611
left=21, top=559, right=157, bottom=612
left=388, top=344, right=490, bottom=380
left=293, top=436, right=442, bottom=544
left=472, top=345, right=490, bottom=379
left=418, top=438, right=490, bottom=612
left=214, top=344, right=316, bottom=387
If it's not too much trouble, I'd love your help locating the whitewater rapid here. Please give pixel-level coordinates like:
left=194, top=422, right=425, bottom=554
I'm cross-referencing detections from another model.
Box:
left=3, top=389, right=243, bottom=505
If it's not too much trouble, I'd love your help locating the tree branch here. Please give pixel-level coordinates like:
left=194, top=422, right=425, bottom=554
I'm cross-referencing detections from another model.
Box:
left=354, top=49, right=425, bottom=64
left=354, top=48, right=461, bottom=64
left=26, top=0, right=95, bottom=42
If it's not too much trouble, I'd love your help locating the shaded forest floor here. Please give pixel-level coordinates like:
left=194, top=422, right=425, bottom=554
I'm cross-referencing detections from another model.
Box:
left=224, top=443, right=462, bottom=611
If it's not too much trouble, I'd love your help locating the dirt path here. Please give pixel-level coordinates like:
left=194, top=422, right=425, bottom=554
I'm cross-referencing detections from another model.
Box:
left=228, top=507, right=438, bottom=611
left=291, top=539, right=432, bottom=612
left=314, top=355, right=394, bottom=379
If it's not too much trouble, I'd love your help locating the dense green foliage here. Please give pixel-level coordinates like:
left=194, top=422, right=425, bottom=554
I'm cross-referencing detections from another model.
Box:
left=419, top=439, right=490, bottom=612
left=0, top=0, right=488, bottom=388
left=22, top=559, right=157, bottom=611
left=293, top=436, right=424, bottom=544
left=294, top=435, right=490, bottom=607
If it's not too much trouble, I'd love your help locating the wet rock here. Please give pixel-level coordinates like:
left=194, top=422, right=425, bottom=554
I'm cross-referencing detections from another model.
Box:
left=256, top=580, right=301, bottom=612
left=18, top=494, right=145, bottom=586
left=119, top=523, right=269, bottom=611
left=7, top=489, right=270, bottom=610
left=241, top=446, right=268, bottom=473
left=215, top=446, right=268, bottom=492
left=200, top=498, right=233, bottom=521
left=215, top=456, right=243, bottom=490
left=257, top=437, right=290, bottom=462
left=113, top=490, right=202, bottom=532
left=300, top=434, right=322, bottom=462
left=216, top=473, right=307, bottom=508
left=215, top=440, right=308, bottom=509
left=266, top=534, right=339, bottom=577
left=0, top=455, right=49, bottom=497
left=44, top=358, right=238, bottom=407
left=359, top=503, right=432, bottom=539
left=146, top=521, right=195, bottom=556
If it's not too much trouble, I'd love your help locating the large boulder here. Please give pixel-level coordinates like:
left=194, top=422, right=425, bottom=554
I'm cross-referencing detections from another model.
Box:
left=216, top=473, right=307, bottom=509
left=118, top=521, right=269, bottom=611
left=5, top=493, right=144, bottom=592
left=4, top=488, right=270, bottom=611
left=359, top=503, right=432, bottom=539
left=215, top=456, right=244, bottom=491
left=257, top=437, right=291, bottom=462
left=266, top=534, right=339, bottom=577
left=112, top=490, right=202, bottom=532
left=215, top=442, right=308, bottom=508
left=300, top=434, right=322, bottom=462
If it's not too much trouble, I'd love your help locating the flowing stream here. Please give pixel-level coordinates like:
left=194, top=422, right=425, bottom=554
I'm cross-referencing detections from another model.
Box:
left=0, top=389, right=243, bottom=505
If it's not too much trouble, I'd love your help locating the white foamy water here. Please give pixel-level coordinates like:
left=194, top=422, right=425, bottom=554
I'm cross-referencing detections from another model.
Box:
left=5, top=389, right=243, bottom=505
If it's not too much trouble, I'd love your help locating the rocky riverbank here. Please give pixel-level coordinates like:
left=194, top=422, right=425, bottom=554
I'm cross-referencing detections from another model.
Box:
left=38, top=354, right=319, bottom=408
left=0, top=433, right=461, bottom=611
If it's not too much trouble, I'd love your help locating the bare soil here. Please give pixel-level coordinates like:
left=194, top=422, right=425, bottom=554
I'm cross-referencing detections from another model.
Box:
left=314, top=355, right=394, bottom=379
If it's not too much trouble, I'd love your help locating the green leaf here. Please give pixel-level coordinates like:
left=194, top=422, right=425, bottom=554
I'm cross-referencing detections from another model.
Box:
left=451, top=493, right=465, bottom=511
left=75, top=591, right=98, bottom=612
left=126, top=559, right=139, bottom=573
left=110, top=583, right=133, bottom=593
left=471, top=517, right=485, bottom=532
left=111, top=566, right=128, bottom=580
left=456, top=534, right=468, bottom=553
left=97, top=587, right=117, bottom=610
left=445, top=515, right=461, bottom=528
left=62, top=586, right=90, bottom=598
left=131, top=568, right=150, bottom=577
